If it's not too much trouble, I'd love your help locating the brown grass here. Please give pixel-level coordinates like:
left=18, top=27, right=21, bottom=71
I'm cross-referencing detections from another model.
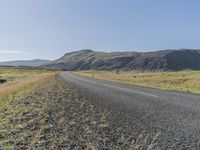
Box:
left=74, top=70, right=200, bottom=93
left=0, top=72, right=58, bottom=101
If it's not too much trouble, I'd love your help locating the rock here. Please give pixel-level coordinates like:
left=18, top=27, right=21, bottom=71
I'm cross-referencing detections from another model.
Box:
left=0, top=79, right=6, bottom=84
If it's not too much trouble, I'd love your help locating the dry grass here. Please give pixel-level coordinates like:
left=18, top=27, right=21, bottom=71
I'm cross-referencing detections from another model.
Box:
left=0, top=66, right=54, bottom=81
left=0, top=71, right=58, bottom=149
left=0, top=66, right=57, bottom=101
left=75, top=70, right=200, bottom=93
left=0, top=72, right=57, bottom=101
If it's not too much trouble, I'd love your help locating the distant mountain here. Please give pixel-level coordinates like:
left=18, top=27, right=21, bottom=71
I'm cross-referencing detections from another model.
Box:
left=45, top=49, right=200, bottom=71
left=0, top=59, right=51, bottom=67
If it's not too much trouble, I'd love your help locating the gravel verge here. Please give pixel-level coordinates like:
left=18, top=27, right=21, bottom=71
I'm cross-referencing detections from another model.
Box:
left=0, top=77, right=158, bottom=150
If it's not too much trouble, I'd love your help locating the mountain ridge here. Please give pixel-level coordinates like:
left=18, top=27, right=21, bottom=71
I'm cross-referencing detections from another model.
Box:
left=1, top=49, right=200, bottom=71
left=0, top=59, right=51, bottom=67
left=45, top=49, right=200, bottom=71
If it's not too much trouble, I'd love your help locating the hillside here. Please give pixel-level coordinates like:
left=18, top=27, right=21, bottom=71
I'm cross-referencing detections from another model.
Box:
left=0, top=59, right=51, bottom=67
left=45, top=49, right=200, bottom=71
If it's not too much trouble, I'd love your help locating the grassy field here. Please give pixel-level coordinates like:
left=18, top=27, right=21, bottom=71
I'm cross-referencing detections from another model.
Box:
left=0, top=67, right=57, bottom=101
left=75, top=70, right=200, bottom=94
left=0, top=66, right=54, bottom=81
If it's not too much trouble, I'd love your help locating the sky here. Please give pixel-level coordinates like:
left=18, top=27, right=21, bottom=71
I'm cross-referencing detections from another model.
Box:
left=0, top=0, right=200, bottom=61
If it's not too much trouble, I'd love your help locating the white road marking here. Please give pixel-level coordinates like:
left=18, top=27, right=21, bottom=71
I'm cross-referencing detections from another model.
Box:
left=64, top=73, right=159, bottom=98
left=109, top=85, right=159, bottom=98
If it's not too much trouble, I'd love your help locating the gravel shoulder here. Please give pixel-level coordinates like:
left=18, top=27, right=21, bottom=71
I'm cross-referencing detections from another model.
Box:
left=0, top=75, right=159, bottom=150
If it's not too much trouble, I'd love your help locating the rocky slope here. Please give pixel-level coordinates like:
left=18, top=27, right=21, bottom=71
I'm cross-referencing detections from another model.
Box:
left=46, top=49, right=200, bottom=71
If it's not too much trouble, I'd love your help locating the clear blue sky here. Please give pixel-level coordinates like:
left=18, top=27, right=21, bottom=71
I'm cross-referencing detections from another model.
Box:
left=0, top=0, right=200, bottom=61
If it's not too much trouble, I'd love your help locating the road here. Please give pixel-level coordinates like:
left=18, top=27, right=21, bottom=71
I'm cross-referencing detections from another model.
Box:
left=60, top=72, right=200, bottom=149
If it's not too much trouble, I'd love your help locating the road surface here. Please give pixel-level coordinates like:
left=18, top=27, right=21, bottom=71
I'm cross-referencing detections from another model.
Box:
left=60, top=72, right=200, bottom=149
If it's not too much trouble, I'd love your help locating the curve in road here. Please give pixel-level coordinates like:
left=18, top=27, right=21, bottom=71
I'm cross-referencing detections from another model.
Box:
left=60, top=72, right=200, bottom=149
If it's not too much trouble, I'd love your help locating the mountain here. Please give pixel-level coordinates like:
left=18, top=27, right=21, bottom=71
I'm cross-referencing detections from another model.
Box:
left=45, top=49, right=200, bottom=71
left=0, top=59, right=51, bottom=67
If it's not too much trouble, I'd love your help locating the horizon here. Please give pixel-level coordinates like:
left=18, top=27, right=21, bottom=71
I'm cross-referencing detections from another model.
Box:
left=1, top=48, right=200, bottom=62
left=1, top=0, right=200, bottom=61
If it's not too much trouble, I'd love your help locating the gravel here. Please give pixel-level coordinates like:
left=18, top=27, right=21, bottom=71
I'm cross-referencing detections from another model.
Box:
left=0, top=76, right=159, bottom=150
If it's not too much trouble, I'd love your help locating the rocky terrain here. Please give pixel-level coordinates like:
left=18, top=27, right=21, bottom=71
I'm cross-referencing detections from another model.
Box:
left=0, top=76, right=159, bottom=149
left=46, top=49, right=200, bottom=71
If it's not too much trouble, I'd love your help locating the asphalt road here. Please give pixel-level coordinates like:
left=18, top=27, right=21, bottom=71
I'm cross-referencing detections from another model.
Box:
left=60, top=72, right=200, bottom=149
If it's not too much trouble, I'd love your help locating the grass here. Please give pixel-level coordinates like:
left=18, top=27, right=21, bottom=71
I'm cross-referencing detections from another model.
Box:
left=74, top=70, right=200, bottom=94
left=0, top=72, right=57, bottom=101
left=0, top=66, right=57, bottom=101
left=86, top=143, right=95, bottom=150
left=0, top=71, right=57, bottom=131
left=0, top=73, right=58, bottom=149
left=0, top=66, right=54, bottom=81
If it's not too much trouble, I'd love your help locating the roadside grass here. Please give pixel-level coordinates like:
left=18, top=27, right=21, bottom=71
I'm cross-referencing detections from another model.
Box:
left=0, top=68, right=57, bottom=141
left=0, top=76, right=161, bottom=149
left=0, top=73, right=57, bottom=149
left=74, top=70, right=200, bottom=93
left=0, top=72, right=57, bottom=102
left=0, top=66, right=54, bottom=81
left=0, top=66, right=57, bottom=102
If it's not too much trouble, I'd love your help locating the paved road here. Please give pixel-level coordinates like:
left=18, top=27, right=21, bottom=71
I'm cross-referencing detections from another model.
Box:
left=60, top=72, right=200, bottom=149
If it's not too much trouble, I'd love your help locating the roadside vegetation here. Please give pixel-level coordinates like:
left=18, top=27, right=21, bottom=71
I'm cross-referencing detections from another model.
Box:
left=0, top=66, right=53, bottom=81
left=0, top=67, right=56, bottom=101
left=0, top=73, right=57, bottom=149
left=75, top=70, right=200, bottom=94
left=0, top=68, right=160, bottom=149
